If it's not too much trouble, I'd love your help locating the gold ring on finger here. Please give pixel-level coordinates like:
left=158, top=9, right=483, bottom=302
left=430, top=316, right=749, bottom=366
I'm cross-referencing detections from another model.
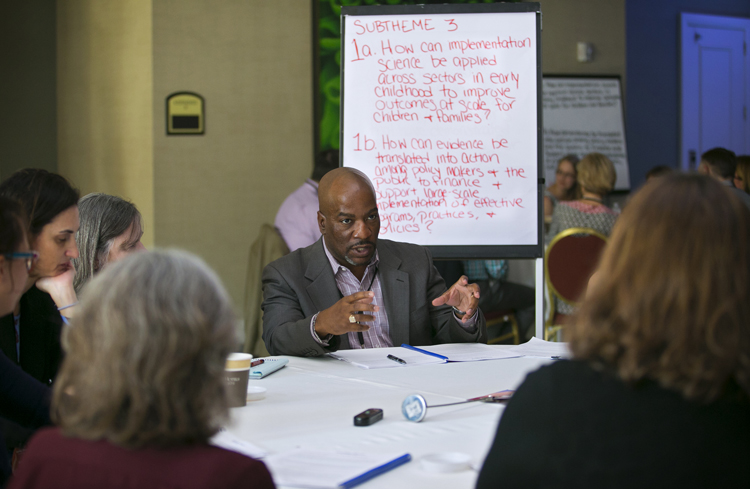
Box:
left=349, top=314, right=357, bottom=324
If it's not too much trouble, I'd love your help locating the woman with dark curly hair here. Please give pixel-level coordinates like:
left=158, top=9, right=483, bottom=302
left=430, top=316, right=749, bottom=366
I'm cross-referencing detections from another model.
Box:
left=478, top=174, right=750, bottom=488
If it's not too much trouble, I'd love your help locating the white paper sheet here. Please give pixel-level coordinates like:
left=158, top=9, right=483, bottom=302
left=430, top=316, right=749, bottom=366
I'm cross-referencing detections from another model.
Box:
left=210, top=429, right=267, bottom=459
left=419, top=343, right=522, bottom=362
left=507, top=337, right=571, bottom=358
left=327, top=349, right=445, bottom=369
left=264, top=448, right=410, bottom=489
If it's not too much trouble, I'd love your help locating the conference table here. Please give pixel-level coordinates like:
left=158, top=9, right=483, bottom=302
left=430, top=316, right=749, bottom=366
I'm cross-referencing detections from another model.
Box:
left=225, top=345, right=555, bottom=488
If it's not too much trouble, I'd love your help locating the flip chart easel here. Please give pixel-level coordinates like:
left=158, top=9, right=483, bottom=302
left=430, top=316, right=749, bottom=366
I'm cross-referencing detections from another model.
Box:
left=340, top=3, right=545, bottom=338
left=542, top=75, right=631, bottom=190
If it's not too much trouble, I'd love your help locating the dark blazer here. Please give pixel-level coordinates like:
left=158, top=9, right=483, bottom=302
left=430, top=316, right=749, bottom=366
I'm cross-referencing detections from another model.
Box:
left=262, top=238, right=486, bottom=356
left=0, top=286, right=63, bottom=386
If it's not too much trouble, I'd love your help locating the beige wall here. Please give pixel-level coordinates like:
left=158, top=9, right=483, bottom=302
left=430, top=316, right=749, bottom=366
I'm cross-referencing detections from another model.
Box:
left=0, top=0, right=57, bottom=180
left=152, top=0, right=314, bottom=311
left=535, top=0, right=625, bottom=83
left=57, top=0, right=155, bottom=247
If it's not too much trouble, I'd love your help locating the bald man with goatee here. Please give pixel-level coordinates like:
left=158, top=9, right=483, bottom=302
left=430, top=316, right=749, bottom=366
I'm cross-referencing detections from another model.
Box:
left=262, top=168, right=487, bottom=357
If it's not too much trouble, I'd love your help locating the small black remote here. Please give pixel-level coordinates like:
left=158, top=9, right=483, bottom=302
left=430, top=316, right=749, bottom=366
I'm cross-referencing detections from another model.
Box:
left=354, top=408, right=383, bottom=426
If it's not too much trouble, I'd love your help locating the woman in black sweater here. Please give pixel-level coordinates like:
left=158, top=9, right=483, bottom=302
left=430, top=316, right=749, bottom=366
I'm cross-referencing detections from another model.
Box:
left=478, top=174, right=750, bottom=488
left=0, top=197, right=51, bottom=485
left=0, top=169, right=80, bottom=385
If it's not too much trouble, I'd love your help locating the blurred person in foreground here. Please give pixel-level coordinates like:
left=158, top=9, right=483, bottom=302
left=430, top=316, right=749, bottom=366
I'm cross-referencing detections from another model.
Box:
left=0, top=197, right=51, bottom=486
left=543, top=154, right=580, bottom=220
left=8, top=250, right=274, bottom=489
left=73, top=193, right=145, bottom=294
left=645, top=165, right=673, bottom=181
left=478, top=174, right=750, bottom=488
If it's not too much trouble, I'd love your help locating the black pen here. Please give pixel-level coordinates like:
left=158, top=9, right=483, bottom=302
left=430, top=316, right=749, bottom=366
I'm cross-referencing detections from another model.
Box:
left=387, top=354, right=407, bottom=365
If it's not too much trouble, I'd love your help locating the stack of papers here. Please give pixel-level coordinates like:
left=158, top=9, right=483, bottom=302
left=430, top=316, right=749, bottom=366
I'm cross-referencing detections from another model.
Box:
left=210, top=430, right=267, bottom=459
left=328, top=343, right=520, bottom=369
left=264, top=448, right=410, bottom=488
left=327, top=340, right=569, bottom=369
left=421, top=343, right=521, bottom=362
left=328, top=349, right=443, bottom=369
left=508, top=337, right=571, bottom=358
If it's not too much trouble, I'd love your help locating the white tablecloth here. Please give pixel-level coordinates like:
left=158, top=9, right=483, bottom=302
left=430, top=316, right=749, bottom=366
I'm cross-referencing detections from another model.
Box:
left=226, top=346, right=551, bottom=489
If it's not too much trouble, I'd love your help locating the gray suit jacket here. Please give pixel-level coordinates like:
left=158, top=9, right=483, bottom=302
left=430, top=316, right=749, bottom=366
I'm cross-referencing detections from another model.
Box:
left=262, top=238, right=487, bottom=356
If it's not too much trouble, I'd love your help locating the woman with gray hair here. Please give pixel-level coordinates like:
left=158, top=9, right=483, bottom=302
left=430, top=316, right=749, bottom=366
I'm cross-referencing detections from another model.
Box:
left=73, top=193, right=145, bottom=293
left=8, top=250, right=275, bottom=489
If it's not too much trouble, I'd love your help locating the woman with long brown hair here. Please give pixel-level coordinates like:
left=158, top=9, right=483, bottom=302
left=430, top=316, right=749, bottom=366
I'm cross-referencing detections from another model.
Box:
left=478, top=174, right=750, bottom=488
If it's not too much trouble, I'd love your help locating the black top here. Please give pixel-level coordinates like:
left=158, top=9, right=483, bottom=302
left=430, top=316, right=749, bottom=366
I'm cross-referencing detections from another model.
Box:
left=0, top=286, right=64, bottom=386
left=0, top=351, right=51, bottom=485
left=477, top=360, right=750, bottom=489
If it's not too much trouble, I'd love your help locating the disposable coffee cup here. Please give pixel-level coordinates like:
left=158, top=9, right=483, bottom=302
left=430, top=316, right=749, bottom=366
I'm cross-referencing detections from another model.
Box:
left=224, top=353, right=253, bottom=408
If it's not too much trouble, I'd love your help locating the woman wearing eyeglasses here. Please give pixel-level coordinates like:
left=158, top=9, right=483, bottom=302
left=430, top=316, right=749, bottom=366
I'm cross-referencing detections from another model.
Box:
left=544, top=154, right=581, bottom=221
left=0, top=169, right=80, bottom=386
left=0, top=197, right=52, bottom=486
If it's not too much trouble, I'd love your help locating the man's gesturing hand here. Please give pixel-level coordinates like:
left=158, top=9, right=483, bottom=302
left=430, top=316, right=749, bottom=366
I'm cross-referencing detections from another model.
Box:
left=315, top=291, right=379, bottom=337
left=431, top=275, right=480, bottom=323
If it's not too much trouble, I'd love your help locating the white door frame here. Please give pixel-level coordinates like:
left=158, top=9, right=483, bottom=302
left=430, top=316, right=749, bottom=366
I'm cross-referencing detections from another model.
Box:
left=680, top=12, right=750, bottom=170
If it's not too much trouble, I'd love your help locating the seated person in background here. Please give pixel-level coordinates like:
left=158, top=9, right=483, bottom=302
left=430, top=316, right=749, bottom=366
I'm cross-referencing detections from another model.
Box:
left=0, top=197, right=51, bottom=486
left=0, top=169, right=80, bottom=385
left=734, top=155, right=750, bottom=194
left=73, top=193, right=145, bottom=293
left=478, top=173, right=750, bottom=488
left=544, top=154, right=580, bottom=221
left=461, top=260, right=535, bottom=341
left=699, top=147, right=750, bottom=209
left=546, top=152, right=618, bottom=244
left=262, top=168, right=487, bottom=357
left=275, top=149, right=339, bottom=251
left=546, top=153, right=618, bottom=316
left=8, top=250, right=275, bottom=489
left=645, top=164, right=673, bottom=180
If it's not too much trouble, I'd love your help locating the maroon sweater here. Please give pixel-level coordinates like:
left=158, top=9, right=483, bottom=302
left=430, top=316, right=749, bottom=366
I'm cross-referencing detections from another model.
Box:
left=8, top=428, right=275, bottom=489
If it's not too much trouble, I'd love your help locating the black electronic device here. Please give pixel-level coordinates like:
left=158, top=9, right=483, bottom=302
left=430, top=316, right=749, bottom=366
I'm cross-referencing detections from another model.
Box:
left=354, top=408, right=383, bottom=427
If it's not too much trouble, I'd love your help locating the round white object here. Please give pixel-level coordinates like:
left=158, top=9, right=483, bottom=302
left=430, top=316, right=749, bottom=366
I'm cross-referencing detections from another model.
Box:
left=246, top=386, right=267, bottom=402
left=420, top=452, right=471, bottom=473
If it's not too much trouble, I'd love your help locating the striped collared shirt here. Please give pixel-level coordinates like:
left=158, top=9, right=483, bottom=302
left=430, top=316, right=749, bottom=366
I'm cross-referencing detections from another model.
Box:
left=310, top=240, right=392, bottom=348
left=311, top=240, right=478, bottom=348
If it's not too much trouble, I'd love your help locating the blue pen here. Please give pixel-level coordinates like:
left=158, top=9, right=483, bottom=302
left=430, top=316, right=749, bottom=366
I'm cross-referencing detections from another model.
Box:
left=401, top=344, right=449, bottom=361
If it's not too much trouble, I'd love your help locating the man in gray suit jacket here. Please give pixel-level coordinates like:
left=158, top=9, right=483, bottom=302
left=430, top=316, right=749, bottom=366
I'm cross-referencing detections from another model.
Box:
left=262, top=168, right=487, bottom=357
